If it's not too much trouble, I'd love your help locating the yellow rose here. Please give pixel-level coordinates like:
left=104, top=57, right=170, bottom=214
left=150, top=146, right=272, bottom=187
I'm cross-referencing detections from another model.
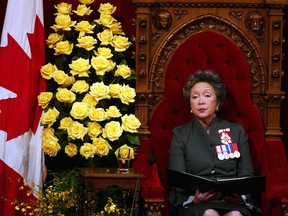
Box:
left=62, top=76, right=75, bottom=88
left=97, top=29, right=113, bottom=45
left=119, top=84, right=136, bottom=105
left=75, top=21, right=95, bottom=37
left=56, top=88, right=76, bottom=103
left=38, top=92, right=53, bottom=109
left=109, top=84, right=121, bottom=98
left=76, top=36, right=97, bottom=51
left=108, top=60, right=116, bottom=72
left=94, top=47, right=113, bottom=58
left=41, top=107, right=60, bottom=127
left=87, top=122, right=102, bottom=138
left=73, top=4, right=93, bottom=16
left=53, top=70, right=68, bottom=85
left=79, top=0, right=95, bottom=5
left=111, top=35, right=132, bottom=52
left=69, top=57, right=91, bottom=77
left=51, top=14, right=76, bottom=31
left=79, top=143, right=96, bottom=159
left=59, top=117, right=73, bottom=130
left=54, top=2, right=72, bottom=15
left=40, top=63, right=57, bottom=80
left=109, top=21, right=124, bottom=35
left=70, top=102, right=89, bottom=120
left=115, top=64, right=131, bottom=79
left=67, top=121, right=88, bottom=140
left=82, top=93, right=97, bottom=107
left=96, top=14, right=115, bottom=28
left=89, top=82, right=110, bottom=101
left=71, top=80, right=89, bottom=93
left=91, top=56, right=110, bottom=76
left=89, top=107, right=107, bottom=121
left=46, top=33, right=64, bottom=48
left=42, top=138, right=61, bottom=157
left=115, top=144, right=134, bottom=159
left=106, top=106, right=122, bottom=119
left=121, top=114, right=141, bottom=133
left=54, top=40, right=74, bottom=55
left=42, top=128, right=58, bottom=142
left=92, top=137, right=112, bottom=157
left=102, top=121, right=123, bottom=141
left=65, top=143, right=78, bottom=157
left=98, top=3, right=116, bottom=15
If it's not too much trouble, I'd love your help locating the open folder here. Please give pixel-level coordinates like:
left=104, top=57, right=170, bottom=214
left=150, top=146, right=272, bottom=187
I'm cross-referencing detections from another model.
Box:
left=167, top=169, right=266, bottom=195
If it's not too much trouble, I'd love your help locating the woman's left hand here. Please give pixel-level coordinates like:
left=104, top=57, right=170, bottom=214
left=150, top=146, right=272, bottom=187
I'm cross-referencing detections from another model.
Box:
left=224, top=193, right=244, bottom=204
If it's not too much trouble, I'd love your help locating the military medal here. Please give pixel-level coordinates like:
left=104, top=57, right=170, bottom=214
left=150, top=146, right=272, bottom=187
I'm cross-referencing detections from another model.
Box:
left=232, top=143, right=241, bottom=158
left=216, top=128, right=241, bottom=160
left=215, top=146, right=225, bottom=160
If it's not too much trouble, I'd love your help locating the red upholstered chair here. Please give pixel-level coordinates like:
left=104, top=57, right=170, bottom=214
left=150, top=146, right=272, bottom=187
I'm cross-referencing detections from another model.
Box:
left=132, top=31, right=288, bottom=216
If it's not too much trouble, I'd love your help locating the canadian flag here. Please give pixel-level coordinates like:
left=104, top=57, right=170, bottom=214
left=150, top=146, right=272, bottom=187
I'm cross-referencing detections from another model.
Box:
left=0, top=0, right=45, bottom=214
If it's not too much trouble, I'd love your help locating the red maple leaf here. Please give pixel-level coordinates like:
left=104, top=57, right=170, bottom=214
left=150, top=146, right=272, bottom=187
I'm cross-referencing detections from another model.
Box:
left=0, top=17, right=45, bottom=141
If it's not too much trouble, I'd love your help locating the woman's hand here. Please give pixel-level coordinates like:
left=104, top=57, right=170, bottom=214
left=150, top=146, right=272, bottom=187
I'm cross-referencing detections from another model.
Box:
left=224, top=193, right=244, bottom=204
left=193, top=186, right=222, bottom=204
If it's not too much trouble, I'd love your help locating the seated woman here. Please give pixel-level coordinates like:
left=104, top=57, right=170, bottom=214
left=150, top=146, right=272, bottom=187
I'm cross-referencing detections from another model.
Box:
left=168, top=70, right=262, bottom=216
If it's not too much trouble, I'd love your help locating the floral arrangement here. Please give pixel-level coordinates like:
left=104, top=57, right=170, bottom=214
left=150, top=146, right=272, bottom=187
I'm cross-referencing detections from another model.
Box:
left=37, top=0, right=141, bottom=168
left=13, top=169, right=80, bottom=215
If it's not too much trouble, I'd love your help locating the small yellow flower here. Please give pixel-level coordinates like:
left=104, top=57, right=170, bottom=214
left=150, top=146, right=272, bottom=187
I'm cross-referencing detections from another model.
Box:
left=70, top=102, right=89, bottom=120
left=54, top=2, right=72, bottom=15
left=97, top=29, right=113, bottom=45
left=115, top=64, right=132, bottom=79
left=46, top=33, right=64, bottom=48
left=59, top=117, right=73, bottom=130
left=111, top=35, right=132, bottom=52
left=93, top=137, right=112, bottom=157
left=89, top=107, right=107, bottom=122
left=69, top=57, right=91, bottom=77
left=98, top=3, right=116, bottom=15
left=41, top=107, right=60, bottom=127
left=79, top=0, right=95, bottom=5
left=51, top=14, right=76, bottom=31
left=75, top=20, right=96, bottom=37
left=65, top=143, right=78, bottom=157
left=76, top=36, right=97, bottom=51
left=42, top=138, right=61, bottom=157
left=119, top=84, right=136, bottom=105
left=71, top=80, right=89, bottom=93
left=102, top=121, right=123, bottom=142
left=89, top=82, right=110, bottom=101
left=56, top=88, right=76, bottom=103
left=53, top=69, right=68, bottom=85
left=82, top=93, right=98, bottom=107
left=106, top=106, right=122, bottom=119
left=67, top=121, right=88, bottom=140
left=73, top=4, right=93, bottom=16
left=115, top=144, right=134, bottom=159
left=38, top=92, right=53, bottom=109
left=121, top=114, right=141, bottom=133
left=40, top=63, right=57, bottom=80
left=79, top=143, right=96, bottom=159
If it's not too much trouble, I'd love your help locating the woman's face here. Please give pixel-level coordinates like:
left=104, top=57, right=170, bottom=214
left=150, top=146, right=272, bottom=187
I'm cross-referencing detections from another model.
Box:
left=190, top=82, right=219, bottom=124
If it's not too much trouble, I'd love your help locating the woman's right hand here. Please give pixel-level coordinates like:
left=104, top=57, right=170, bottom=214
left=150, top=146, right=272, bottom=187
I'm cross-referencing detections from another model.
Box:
left=193, top=186, right=222, bottom=204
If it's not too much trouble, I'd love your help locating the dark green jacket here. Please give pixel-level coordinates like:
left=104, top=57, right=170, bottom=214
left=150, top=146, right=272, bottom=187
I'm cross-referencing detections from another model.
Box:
left=168, top=117, right=254, bottom=207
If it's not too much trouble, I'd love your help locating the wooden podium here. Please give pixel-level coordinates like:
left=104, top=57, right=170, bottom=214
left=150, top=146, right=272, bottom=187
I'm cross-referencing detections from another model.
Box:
left=78, top=167, right=142, bottom=216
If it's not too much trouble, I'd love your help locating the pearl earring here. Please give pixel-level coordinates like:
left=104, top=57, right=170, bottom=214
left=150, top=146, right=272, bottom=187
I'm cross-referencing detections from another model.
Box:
left=216, top=107, right=219, bottom=111
left=190, top=109, right=193, bottom=113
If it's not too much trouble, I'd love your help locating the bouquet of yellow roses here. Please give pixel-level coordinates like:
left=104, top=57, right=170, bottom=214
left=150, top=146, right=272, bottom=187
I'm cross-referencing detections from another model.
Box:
left=37, top=0, right=140, bottom=168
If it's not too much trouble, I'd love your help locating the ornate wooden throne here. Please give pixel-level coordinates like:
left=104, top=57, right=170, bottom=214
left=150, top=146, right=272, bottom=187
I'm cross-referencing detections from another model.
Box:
left=131, top=1, right=288, bottom=215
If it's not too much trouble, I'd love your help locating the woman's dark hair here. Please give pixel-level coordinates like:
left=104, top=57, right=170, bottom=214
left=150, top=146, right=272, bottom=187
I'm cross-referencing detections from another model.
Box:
left=183, top=70, right=227, bottom=111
